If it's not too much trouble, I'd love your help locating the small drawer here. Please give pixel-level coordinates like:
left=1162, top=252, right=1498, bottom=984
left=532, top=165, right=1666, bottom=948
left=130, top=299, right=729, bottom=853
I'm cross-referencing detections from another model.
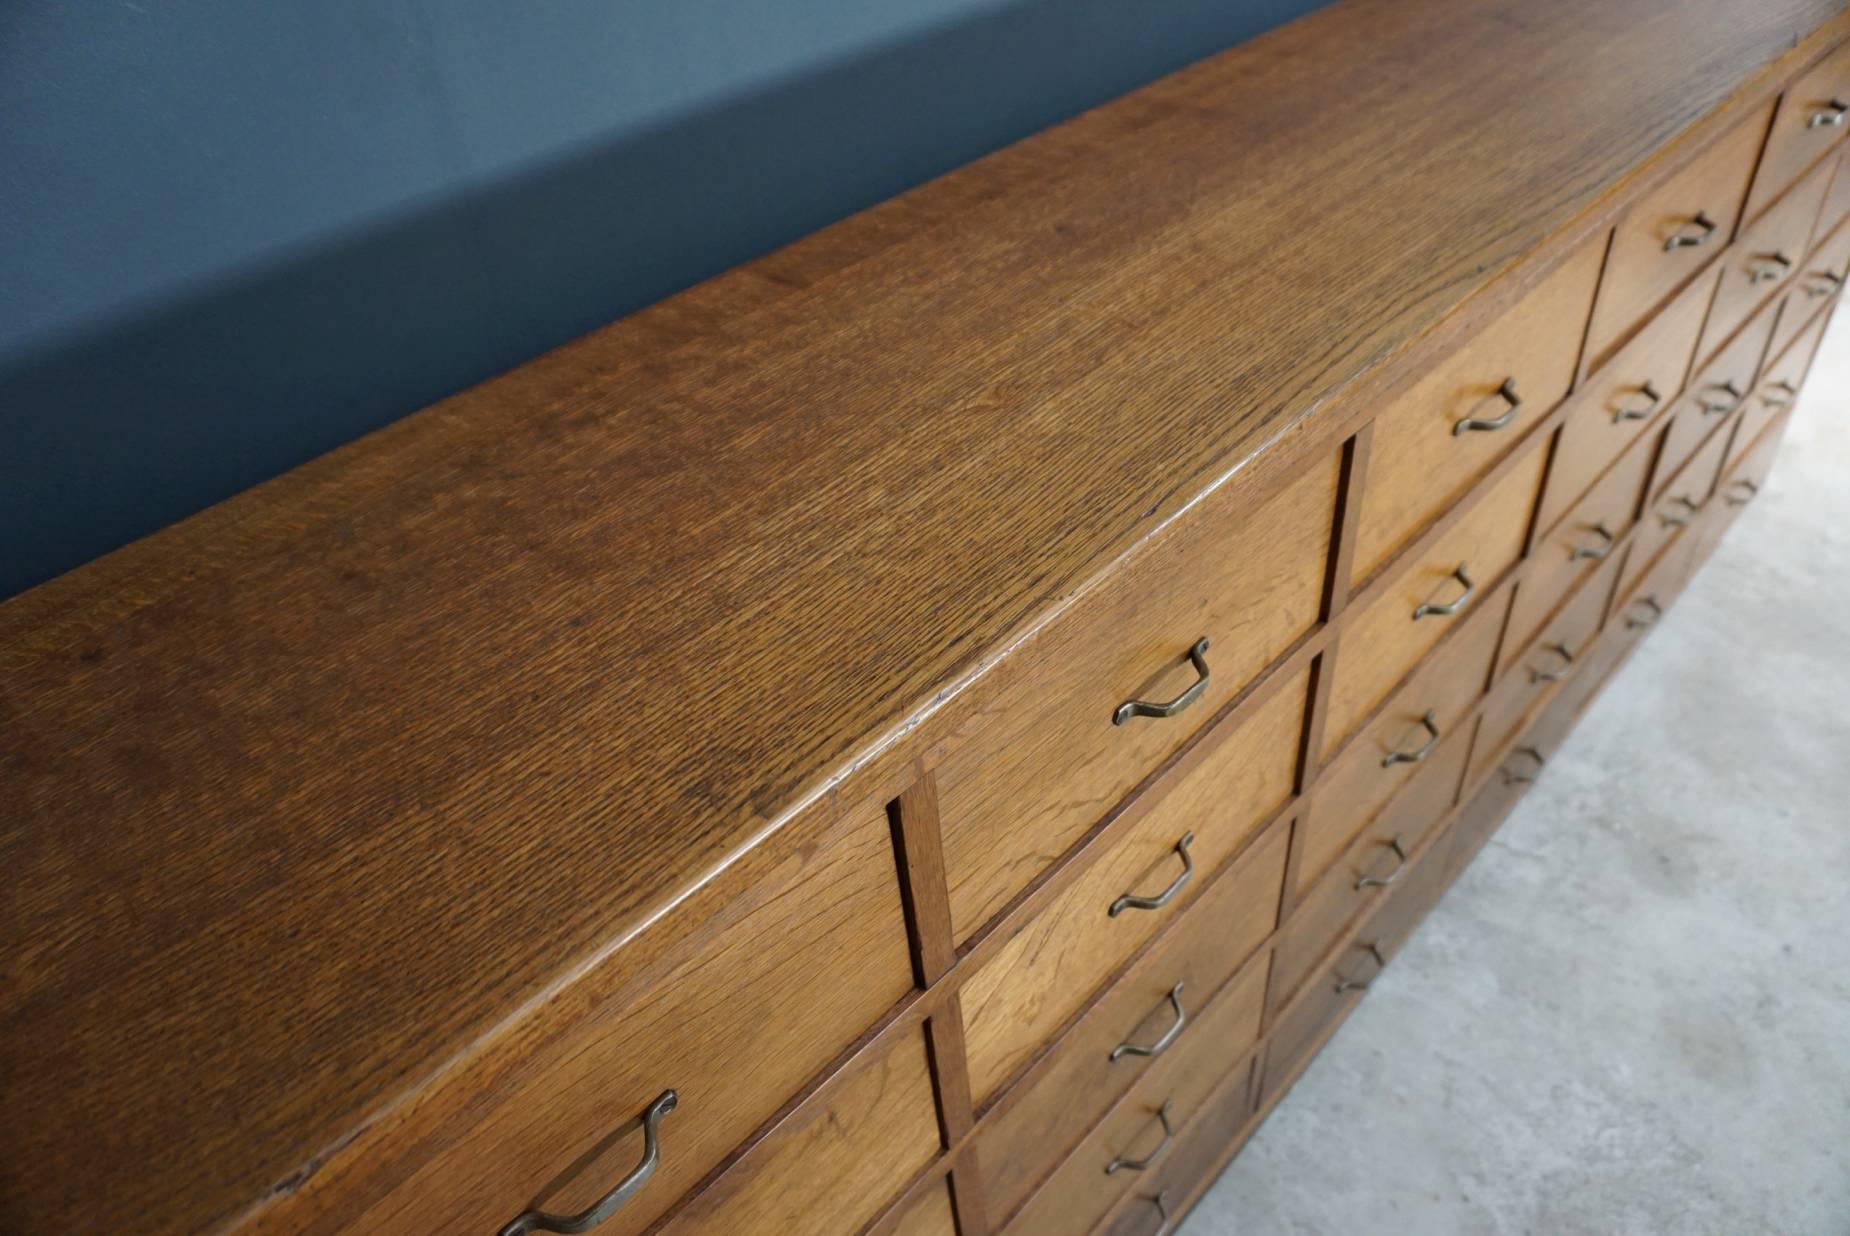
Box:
left=1298, top=580, right=1508, bottom=895
left=1619, top=416, right=1731, bottom=607
left=1741, top=40, right=1850, bottom=224
left=1502, top=426, right=1654, bottom=678
left=958, top=673, right=1302, bottom=1107
left=1818, top=148, right=1850, bottom=239
left=974, top=868, right=1276, bottom=1220
left=934, top=451, right=1339, bottom=944
left=1772, top=218, right=1850, bottom=359
left=655, top=1027, right=940, bottom=1236
left=1539, top=266, right=1716, bottom=534
left=1584, top=105, right=1770, bottom=369
left=1003, top=966, right=1266, bottom=1236
left=358, top=797, right=916, bottom=1236
left=1274, top=725, right=1470, bottom=1007
left=1655, top=296, right=1779, bottom=493
left=1325, top=446, right=1549, bottom=757
left=1714, top=408, right=1794, bottom=532
left=1351, top=237, right=1604, bottom=585
left=1699, top=155, right=1833, bottom=361
left=883, top=1178, right=958, bottom=1236
left=1445, top=740, right=1534, bottom=884
left=1097, top=1062, right=1257, bottom=1236
left=1736, top=310, right=1827, bottom=476
left=1262, top=913, right=1404, bottom=1102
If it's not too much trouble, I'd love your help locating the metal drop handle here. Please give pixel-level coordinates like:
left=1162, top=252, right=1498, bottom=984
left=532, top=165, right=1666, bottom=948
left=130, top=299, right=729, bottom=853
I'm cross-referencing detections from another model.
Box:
left=1725, top=478, right=1761, bottom=507
left=1128, top=1191, right=1173, bottom=1236
left=1334, top=942, right=1388, bottom=993
left=1452, top=377, right=1522, bottom=435
left=1748, top=253, right=1793, bottom=284
left=1761, top=380, right=1798, bottom=409
left=1110, top=833, right=1194, bottom=917
left=1413, top=563, right=1475, bottom=620
left=1355, top=836, right=1409, bottom=890
left=1662, top=211, right=1717, bottom=251
left=1381, top=710, right=1441, bottom=767
left=1114, top=638, right=1211, bottom=725
left=1625, top=596, right=1663, bottom=630
left=1570, top=521, right=1615, bottom=561
left=1105, top=1101, right=1175, bottom=1174
left=1808, top=98, right=1850, bottom=128
left=1502, top=747, right=1546, bottom=786
left=1805, top=271, right=1843, bottom=299
left=1612, top=381, right=1662, bottom=422
left=1530, top=642, right=1575, bottom=684
left=1660, top=494, right=1700, bottom=529
left=1110, top=983, right=1188, bottom=1062
left=498, top=1091, right=679, bottom=1236
left=1700, top=381, right=1743, bottom=415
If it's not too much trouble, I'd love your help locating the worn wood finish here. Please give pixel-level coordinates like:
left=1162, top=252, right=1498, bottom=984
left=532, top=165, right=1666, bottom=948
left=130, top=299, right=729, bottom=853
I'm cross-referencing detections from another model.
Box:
left=883, top=1177, right=960, bottom=1236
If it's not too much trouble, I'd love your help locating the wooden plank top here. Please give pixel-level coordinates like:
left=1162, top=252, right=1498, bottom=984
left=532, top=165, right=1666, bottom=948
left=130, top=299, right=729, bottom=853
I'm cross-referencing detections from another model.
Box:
left=3, top=0, right=1842, bottom=1229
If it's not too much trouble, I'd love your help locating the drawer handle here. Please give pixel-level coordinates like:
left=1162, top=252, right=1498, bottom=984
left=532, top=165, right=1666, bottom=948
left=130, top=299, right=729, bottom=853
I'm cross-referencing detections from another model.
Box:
left=1761, top=380, right=1798, bottom=409
left=1807, top=98, right=1850, bottom=128
left=1625, top=596, right=1663, bottom=630
left=1748, top=253, right=1793, bottom=284
left=1662, top=211, right=1717, bottom=251
left=1699, top=381, right=1743, bottom=415
left=1611, top=381, right=1662, bottom=423
left=498, top=1090, right=679, bottom=1236
left=1110, top=982, right=1188, bottom=1062
left=1334, top=941, right=1388, bottom=993
left=1355, top=835, right=1408, bottom=890
left=1110, top=833, right=1194, bottom=917
left=1502, top=746, right=1546, bottom=785
left=1128, top=1190, right=1174, bottom=1236
left=1724, top=477, right=1760, bottom=507
left=1451, top=377, right=1522, bottom=436
left=1412, top=563, right=1475, bottom=620
left=1569, top=521, right=1615, bottom=561
left=1659, top=494, right=1700, bottom=529
left=1529, top=642, right=1575, bottom=684
left=1113, top=637, right=1211, bottom=726
left=1805, top=271, right=1844, bottom=299
left=1105, top=1101, right=1175, bottom=1174
left=1380, top=710, right=1441, bottom=767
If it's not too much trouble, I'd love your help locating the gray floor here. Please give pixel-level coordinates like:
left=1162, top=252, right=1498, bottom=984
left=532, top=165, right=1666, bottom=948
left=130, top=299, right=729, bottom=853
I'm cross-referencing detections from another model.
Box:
left=1182, top=314, right=1850, bottom=1236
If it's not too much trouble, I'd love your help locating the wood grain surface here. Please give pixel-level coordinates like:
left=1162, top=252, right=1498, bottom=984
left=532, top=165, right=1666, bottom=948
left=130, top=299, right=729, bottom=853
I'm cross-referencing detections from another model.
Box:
left=1, top=0, right=1843, bottom=1231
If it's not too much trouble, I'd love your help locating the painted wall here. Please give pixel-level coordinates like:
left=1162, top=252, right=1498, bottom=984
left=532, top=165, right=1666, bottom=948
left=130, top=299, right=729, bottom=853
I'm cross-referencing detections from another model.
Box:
left=1, top=0, right=1331, bottom=598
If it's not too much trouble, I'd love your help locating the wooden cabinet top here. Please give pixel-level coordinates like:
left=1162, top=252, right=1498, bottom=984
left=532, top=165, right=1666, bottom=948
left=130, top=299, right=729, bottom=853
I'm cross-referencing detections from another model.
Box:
left=2, top=0, right=1842, bottom=1229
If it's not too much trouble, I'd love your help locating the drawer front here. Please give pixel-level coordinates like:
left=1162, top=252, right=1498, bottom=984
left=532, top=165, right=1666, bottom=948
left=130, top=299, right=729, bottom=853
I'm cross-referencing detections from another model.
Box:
left=975, top=870, right=1276, bottom=1219
left=1299, top=580, right=1508, bottom=894
left=959, top=673, right=1302, bottom=1107
left=656, top=1028, right=940, bottom=1236
left=1621, top=417, right=1732, bottom=606
left=1700, top=156, right=1832, bottom=360
left=1746, top=297, right=1833, bottom=467
left=1502, top=419, right=1655, bottom=673
left=885, top=1179, right=958, bottom=1236
left=359, top=800, right=915, bottom=1236
left=1274, top=725, right=1471, bottom=1006
left=1352, top=238, right=1604, bottom=586
left=935, top=452, right=1338, bottom=944
left=1261, top=934, right=1380, bottom=1099
left=1097, top=1062, right=1257, bottom=1236
left=1819, top=149, right=1850, bottom=239
left=1003, top=964, right=1265, bottom=1236
left=1585, top=105, right=1770, bottom=369
left=1654, top=297, right=1777, bottom=498
left=1742, top=40, right=1850, bottom=223
left=1325, top=447, right=1548, bottom=757
left=1774, top=219, right=1850, bottom=358
left=1540, top=266, right=1716, bottom=535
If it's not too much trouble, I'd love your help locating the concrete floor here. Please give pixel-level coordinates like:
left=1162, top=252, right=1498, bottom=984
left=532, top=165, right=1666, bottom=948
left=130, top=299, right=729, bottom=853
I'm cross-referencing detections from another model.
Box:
left=1182, top=313, right=1850, bottom=1236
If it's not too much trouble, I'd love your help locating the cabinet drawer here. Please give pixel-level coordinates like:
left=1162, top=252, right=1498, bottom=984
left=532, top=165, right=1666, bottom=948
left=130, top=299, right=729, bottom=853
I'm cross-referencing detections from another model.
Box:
left=1540, top=266, right=1716, bottom=535
left=1584, top=106, right=1769, bottom=369
left=655, top=1028, right=940, bottom=1236
left=1261, top=936, right=1376, bottom=1100
left=1621, top=417, right=1731, bottom=607
left=975, top=867, right=1276, bottom=1220
left=1819, top=149, right=1850, bottom=240
left=1352, top=238, right=1604, bottom=585
left=934, top=452, right=1338, bottom=944
left=1002, top=964, right=1265, bottom=1236
left=1655, top=297, right=1779, bottom=493
left=1097, top=1062, right=1257, bottom=1236
left=1275, top=725, right=1470, bottom=1006
left=357, top=799, right=915, bottom=1236
left=1326, top=447, right=1548, bottom=757
left=1299, top=580, right=1507, bottom=894
left=884, top=1179, right=958, bottom=1236
left=1736, top=316, right=1826, bottom=477
left=1699, top=156, right=1832, bottom=361
left=1773, top=220, right=1850, bottom=359
left=1742, top=40, right=1850, bottom=224
left=959, top=672, right=1302, bottom=1107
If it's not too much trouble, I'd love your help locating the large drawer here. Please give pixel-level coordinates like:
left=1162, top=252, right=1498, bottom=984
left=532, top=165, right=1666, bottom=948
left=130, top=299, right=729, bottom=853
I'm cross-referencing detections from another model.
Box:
left=1699, top=155, right=1832, bottom=360
left=1655, top=296, right=1780, bottom=493
left=934, top=451, right=1339, bottom=944
left=353, top=798, right=915, bottom=1236
left=957, top=672, right=1302, bottom=1107
left=1351, top=237, right=1604, bottom=586
left=1583, top=105, right=1769, bottom=370
left=1741, top=39, right=1850, bottom=223
left=1324, top=447, right=1549, bottom=757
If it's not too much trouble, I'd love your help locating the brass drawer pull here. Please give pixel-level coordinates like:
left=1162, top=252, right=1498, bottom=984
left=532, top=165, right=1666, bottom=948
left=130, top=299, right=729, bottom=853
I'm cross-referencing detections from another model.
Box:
left=1612, top=380, right=1662, bottom=423
left=1761, top=380, right=1798, bottom=409
left=1110, top=982, right=1188, bottom=1062
left=1128, top=1190, right=1174, bottom=1236
left=1355, top=835, right=1408, bottom=890
left=1659, top=494, right=1700, bottom=529
left=1724, top=477, right=1760, bottom=507
left=1748, top=253, right=1793, bottom=284
left=1625, top=596, right=1663, bottom=630
left=1699, top=380, right=1742, bottom=415
left=1502, top=746, right=1546, bottom=785
left=1807, top=98, right=1850, bottom=128
left=1805, top=271, right=1844, bottom=299
left=1412, top=563, right=1475, bottom=620
left=499, top=1090, right=679, bottom=1236
left=1529, top=642, right=1575, bottom=684
left=1381, top=710, right=1441, bottom=767
left=1662, top=211, right=1717, bottom=251
left=1569, top=521, right=1615, bottom=561
left=1452, top=377, right=1522, bottom=436
left=1334, top=941, right=1387, bottom=993
left=1110, top=833, right=1194, bottom=917
left=1114, top=637, right=1211, bottom=725
left=1105, top=1101, right=1175, bottom=1174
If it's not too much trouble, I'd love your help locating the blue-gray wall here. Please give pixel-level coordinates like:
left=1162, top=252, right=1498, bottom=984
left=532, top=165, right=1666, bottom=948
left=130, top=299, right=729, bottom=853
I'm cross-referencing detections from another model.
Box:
left=1, top=0, right=1329, bottom=598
